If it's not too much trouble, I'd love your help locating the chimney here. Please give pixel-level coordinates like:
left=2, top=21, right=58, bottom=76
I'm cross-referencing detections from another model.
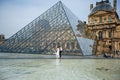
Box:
left=113, top=0, right=117, bottom=11
left=90, top=4, right=93, bottom=10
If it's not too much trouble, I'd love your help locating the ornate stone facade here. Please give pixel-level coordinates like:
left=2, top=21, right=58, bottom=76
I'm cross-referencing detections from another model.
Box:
left=87, top=0, right=120, bottom=55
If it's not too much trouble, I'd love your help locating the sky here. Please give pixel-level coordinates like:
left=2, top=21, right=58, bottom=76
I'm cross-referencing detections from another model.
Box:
left=0, top=0, right=120, bottom=38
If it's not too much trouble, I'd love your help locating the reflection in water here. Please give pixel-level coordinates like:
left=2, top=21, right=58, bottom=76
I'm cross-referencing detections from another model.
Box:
left=56, top=59, right=61, bottom=66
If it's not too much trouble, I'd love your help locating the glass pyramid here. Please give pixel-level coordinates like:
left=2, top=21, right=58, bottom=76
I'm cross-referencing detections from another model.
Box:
left=0, top=1, right=94, bottom=55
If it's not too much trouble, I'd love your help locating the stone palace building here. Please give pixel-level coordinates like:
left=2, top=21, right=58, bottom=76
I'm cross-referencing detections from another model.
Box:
left=86, top=0, right=120, bottom=55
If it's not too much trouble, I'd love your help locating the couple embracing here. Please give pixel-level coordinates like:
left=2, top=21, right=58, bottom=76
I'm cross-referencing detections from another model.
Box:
left=56, top=46, right=62, bottom=59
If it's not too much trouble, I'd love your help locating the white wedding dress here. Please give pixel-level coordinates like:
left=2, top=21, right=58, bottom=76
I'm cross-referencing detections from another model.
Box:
left=56, top=48, right=60, bottom=58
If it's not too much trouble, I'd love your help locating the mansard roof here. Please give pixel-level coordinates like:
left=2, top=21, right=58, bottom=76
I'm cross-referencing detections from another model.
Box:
left=90, top=1, right=113, bottom=15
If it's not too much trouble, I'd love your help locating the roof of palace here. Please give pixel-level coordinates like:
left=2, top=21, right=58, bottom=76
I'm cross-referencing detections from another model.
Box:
left=90, top=0, right=113, bottom=15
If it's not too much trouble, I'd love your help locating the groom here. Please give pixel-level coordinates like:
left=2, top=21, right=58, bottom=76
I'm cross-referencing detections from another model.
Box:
left=59, top=46, right=62, bottom=58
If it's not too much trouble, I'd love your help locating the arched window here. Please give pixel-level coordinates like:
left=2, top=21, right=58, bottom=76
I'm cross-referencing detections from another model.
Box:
left=98, top=31, right=103, bottom=39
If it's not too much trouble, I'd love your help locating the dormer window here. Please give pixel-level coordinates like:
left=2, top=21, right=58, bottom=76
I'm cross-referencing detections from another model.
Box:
left=99, top=16, right=102, bottom=23
left=108, top=16, right=112, bottom=22
left=91, top=17, right=95, bottom=24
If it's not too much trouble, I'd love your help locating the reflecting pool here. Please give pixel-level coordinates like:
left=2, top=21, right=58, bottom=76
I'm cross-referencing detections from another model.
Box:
left=0, top=59, right=120, bottom=80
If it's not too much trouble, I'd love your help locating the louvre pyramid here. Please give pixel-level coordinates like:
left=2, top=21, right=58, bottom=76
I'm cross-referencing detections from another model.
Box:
left=0, top=1, right=94, bottom=55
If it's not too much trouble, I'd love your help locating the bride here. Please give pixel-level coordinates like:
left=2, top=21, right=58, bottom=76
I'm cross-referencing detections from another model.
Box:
left=56, top=46, right=60, bottom=58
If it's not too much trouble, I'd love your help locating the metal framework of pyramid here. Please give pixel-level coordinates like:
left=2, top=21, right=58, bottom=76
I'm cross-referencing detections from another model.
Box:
left=0, top=1, right=94, bottom=55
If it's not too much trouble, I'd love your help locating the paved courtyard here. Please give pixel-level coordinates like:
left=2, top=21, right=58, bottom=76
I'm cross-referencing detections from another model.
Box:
left=0, top=56, right=120, bottom=80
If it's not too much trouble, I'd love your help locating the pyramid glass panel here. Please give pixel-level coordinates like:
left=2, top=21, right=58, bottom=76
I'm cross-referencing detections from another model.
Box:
left=0, top=1, right=94, bottom=55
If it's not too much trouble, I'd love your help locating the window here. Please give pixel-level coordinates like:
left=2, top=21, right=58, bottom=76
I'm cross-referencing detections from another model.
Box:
left=119, top=43, right=120, bottom=49
left=91, top=17, right=95, bottom=24
left=109, top=46, right=112, bottom=51
left=52, top=43, right=56, bottom=48
left=108, top=31, right=112, bottom=38
left=99, top=16, right=102, bottom=23
left=109, top=40, right=111, bottom=43
left=57, top=42, right=60, bottom=46
left=76, top=43, right=80, bottom=49
left=98, top=31, right=103, bottom=39
left=71, top=42, right=75, bottom=49
left=108, top=16, right=112, bottom=22
left=66, top=42, right=70, bottom=49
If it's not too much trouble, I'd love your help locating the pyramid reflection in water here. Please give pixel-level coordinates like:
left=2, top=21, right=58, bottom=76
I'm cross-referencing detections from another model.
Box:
left=0, top=1, right=94, bottom=55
